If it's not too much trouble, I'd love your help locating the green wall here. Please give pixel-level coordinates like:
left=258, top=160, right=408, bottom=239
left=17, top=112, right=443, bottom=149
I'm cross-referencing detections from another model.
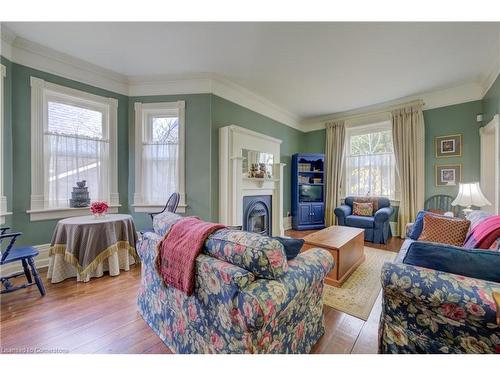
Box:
left=482, top=73, right=500, bottom=125
left=210, top=95, right=304, bottom=221
left=423, top=100, right=483, bottom=200
left=2, top=55, right=497, bottom=245
left=302, top=129, right=326, bottom=153
left=128, top=94, right=212, bottom=230
left=1, top=57, right=13, bottom=228
left=6, top=60, right=129, bottom=246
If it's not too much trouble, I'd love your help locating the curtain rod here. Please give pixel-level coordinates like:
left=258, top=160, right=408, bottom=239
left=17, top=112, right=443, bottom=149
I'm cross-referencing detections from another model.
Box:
left=324, top=99, right=425, bottom=125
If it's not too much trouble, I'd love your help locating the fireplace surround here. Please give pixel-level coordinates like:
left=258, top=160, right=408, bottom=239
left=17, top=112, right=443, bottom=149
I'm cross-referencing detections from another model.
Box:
left=219, top=125, right=285, bottom=236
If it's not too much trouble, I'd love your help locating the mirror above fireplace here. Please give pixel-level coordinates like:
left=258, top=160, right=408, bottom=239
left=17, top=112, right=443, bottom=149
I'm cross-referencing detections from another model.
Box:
left=242, top=149, right=274, bottom=178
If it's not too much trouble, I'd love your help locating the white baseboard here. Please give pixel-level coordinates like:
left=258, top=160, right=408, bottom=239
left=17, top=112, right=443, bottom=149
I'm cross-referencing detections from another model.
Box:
left=283, top=216, right=292, bottom=231
left=0, top=243, right=51, bottom=277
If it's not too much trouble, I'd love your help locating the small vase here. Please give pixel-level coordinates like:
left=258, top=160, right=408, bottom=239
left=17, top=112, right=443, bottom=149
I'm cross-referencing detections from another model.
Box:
left=93, top=212, right=106, bottom=218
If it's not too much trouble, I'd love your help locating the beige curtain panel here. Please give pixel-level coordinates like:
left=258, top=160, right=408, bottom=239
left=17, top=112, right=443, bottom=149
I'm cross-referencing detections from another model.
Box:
left=391, top=104, right=425, bottom=237
left=324, top=120, right=346, bottom=226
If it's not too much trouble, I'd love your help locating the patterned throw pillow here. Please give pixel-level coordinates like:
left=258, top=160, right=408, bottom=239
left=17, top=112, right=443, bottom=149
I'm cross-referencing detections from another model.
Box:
left=418, top=214, right=470, bottom=246
left=353, top=202, right=374, bottom=217
left=353, top=197, right=379, bottom=211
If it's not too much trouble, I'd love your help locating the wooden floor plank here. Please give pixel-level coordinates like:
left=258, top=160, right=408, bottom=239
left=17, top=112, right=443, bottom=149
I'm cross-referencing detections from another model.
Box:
left=0, top=232, right=403, bottom=354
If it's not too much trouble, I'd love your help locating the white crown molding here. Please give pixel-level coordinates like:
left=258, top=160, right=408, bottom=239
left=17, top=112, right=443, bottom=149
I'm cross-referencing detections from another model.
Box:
left=209, top=75, right=302, bottom=130
left=300, top=80, right=485, bottom=132
left=128, top=73, right=302, bottom=129
left=1, top=25, right=129, bottom=95
left=479, top=58, right=500, bottom=97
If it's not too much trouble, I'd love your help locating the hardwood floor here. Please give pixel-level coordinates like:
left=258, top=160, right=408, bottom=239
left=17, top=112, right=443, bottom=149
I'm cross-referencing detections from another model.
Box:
left=0, top=232, right=403, bottom=354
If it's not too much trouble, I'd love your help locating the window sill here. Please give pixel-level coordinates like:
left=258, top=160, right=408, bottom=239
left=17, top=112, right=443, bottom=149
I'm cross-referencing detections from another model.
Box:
left=27, top=205, right=121, bottom=222
left=131, top=204, right=186, bottom=214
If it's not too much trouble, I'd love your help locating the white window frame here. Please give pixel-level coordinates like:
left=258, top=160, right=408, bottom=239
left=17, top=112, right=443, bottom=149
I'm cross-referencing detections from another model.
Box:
left=0, top=64, right=11, bottom=224
left=27, top=77, right=120, bottom=221
left=342, top=120, right=400, bottom=203
left=132, top=101, right=186, bottom=213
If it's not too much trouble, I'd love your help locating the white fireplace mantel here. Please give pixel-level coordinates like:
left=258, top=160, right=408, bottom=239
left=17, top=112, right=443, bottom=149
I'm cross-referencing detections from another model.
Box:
left=219, top=125, right=285, bottom=236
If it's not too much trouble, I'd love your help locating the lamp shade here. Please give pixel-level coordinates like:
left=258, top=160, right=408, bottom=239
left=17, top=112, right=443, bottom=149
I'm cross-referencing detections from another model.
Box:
left=451, top=182, right=491, bottom=207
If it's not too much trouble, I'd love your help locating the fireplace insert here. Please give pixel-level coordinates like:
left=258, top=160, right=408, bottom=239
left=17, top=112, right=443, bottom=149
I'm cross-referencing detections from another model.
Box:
left=242, top=195, right=272, bottom=236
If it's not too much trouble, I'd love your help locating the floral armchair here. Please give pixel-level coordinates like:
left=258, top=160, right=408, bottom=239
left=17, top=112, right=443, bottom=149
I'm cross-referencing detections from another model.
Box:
left=136, top=212, right=334, bottom=353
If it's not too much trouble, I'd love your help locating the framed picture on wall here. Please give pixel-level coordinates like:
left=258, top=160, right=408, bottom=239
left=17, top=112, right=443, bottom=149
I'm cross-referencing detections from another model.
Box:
left=435, top=134, right=462, bottom=158
left=435, top=164, right=462, bottom=186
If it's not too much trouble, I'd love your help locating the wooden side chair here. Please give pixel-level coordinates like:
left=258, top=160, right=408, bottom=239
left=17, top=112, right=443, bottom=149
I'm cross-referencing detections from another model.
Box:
left=424, top=194, right=461, bottom=217
left=0, top=227, right=46, bottom=296
left=148, top=192, right=181, bottom=222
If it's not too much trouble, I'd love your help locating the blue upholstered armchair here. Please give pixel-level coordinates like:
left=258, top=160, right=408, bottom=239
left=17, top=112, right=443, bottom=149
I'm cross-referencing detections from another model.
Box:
left=334, top=196, right=393, bottom=244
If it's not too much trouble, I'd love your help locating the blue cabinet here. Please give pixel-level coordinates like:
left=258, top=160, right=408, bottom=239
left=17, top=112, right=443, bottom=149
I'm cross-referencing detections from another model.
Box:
left=291, top=154, right=326, bottom=230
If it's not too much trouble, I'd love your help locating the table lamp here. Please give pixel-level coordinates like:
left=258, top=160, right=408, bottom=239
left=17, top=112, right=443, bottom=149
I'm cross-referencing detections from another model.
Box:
left=451, top=182, right=491, bottom=215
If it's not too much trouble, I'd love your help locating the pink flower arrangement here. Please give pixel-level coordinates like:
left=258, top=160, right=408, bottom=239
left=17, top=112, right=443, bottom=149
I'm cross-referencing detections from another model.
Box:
left=90, top=201, right=109, bottom=216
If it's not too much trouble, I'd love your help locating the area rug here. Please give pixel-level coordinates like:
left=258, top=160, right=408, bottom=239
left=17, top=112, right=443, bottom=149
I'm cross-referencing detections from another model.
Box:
left=322, top=246, right=396, bottom=320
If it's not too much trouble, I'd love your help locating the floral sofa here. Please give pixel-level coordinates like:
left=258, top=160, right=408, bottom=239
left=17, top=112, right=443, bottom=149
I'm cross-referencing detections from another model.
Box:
left=136, top=212, right=334, bottom=353
left=379, top=213, right=500, bottom=354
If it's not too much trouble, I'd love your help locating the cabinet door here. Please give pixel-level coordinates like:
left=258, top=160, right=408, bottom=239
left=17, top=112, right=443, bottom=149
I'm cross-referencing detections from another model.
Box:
left=299, top=204, right=311, bottom=224
left=311, top=204, right=324, bottom=224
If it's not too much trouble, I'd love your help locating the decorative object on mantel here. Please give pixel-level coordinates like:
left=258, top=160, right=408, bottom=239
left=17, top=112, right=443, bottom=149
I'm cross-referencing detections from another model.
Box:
left=90, top=201, right=109, bottom=218
left=435, top=164, right=462, bottom=187
left=435, top=134, right=462, bottom=158
left=69, top=180, right=91, bottom=208
left=451, top=182, right=491, bottom=216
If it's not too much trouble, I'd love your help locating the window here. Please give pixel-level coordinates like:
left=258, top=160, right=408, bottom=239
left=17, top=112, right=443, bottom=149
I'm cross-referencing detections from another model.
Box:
left=133, top=101, right=186, bottom=213
left=344, top=122, right=397, bottom=199
left=29, top=77, right=119, bottom=221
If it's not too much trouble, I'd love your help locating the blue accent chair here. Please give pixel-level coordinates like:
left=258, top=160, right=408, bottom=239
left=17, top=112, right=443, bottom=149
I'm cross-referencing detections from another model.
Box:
left=0, top=227, right=46, bottom=296
left=334, top=197, right=393, bottom=244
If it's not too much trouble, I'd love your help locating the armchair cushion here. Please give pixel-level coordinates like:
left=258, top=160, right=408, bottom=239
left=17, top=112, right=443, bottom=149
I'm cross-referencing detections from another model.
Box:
left=345, top=215, right=374, bottom=229
left=204, top=229, right=288, bottom=280
left=403, top=241, right=500, bottom=283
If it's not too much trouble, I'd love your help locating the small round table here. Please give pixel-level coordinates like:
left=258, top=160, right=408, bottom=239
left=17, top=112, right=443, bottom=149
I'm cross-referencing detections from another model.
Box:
left=47, top=214, right=139, bottom=283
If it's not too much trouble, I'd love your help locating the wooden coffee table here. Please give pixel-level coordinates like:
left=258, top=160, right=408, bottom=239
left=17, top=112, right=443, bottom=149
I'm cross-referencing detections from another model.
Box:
left=303, top=226, right=365, bottom=287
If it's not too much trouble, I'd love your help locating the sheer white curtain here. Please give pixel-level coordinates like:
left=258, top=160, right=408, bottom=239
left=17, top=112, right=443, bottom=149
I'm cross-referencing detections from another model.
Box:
left=45, top=100, right=109, bottom=208
left=140, top=115, right=179, bottom=204
left=346, top=153, right=396, bottom=197
left=45, top=133, right=109, bottom=207
left=141, top=142, right=178, bottom=204
left=344, top=127, right=396, bottom=199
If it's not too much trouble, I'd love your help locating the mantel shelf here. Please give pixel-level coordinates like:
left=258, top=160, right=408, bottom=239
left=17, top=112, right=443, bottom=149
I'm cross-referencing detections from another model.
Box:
left=242, top=177, right=280, bottom=188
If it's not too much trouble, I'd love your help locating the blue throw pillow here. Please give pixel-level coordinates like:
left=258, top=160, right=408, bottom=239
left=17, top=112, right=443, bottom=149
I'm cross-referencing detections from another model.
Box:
left=408, top=211, right=428, bottom=239
left=403, top=241, right=500, bottom=283
left=273, top=237, right=304, bottom=260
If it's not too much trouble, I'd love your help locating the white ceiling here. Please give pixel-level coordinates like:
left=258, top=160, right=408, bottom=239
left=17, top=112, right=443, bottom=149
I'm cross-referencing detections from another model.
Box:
left=3, top=22, right=500, bottom=119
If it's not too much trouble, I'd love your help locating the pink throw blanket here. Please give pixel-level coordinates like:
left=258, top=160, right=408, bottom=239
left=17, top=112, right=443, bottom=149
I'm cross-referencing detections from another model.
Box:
left=464, top=215, right=500, bottom=249
left=156, top=217, right=225, bottom=295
